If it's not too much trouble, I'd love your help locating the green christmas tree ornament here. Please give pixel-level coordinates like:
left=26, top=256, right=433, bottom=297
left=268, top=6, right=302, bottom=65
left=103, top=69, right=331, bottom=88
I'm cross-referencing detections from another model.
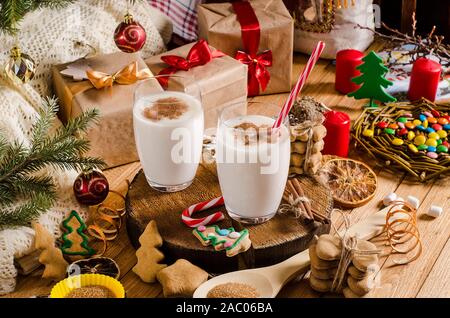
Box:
left=348, top=51, right=396, bottom=107
left=60, top=210, right=96, bottom=257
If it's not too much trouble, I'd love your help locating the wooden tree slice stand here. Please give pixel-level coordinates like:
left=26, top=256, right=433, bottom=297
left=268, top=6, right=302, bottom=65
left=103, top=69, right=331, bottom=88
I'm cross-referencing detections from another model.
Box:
left=126, top=163, right=333, bottom=273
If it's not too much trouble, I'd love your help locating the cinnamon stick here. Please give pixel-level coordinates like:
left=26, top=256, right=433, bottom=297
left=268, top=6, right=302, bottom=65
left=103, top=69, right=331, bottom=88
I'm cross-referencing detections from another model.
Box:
left=291, top=178, right=314, bottom=219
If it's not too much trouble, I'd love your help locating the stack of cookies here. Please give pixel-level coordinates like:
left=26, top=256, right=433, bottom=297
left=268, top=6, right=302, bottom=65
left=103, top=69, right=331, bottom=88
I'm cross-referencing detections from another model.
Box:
left=289, top=96, right=327, bottom=175
left=309, top=234, right=379, bottom=298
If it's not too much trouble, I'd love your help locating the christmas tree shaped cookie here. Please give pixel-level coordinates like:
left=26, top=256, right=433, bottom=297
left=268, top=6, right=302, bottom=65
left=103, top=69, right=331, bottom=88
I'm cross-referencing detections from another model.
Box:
left=60, top=210, right=95, bottom=258
left=348, top=51, right=396, bottom=107
left=193, top=225, right=251, bottom=257
left=33, top=222, right=69, bottom=280
left=132, top=220, right=167, bottom=283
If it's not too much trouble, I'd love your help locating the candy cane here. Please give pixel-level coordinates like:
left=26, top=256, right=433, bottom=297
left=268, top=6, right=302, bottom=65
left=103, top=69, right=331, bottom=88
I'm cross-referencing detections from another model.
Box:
left=273, top=41, right=326, bottom=128
left=181, top=197, right=225, bottom=227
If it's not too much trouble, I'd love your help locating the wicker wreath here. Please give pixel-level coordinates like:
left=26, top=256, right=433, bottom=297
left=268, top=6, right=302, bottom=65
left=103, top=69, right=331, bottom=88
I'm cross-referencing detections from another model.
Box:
left=352, top=99, right=450, bottom=182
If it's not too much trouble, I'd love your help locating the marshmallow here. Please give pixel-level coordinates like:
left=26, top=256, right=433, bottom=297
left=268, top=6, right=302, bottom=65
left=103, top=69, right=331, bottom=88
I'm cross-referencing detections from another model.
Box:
left=383, top=193, right=397, bottom=206
left=406, top=195, right=420, bottom=209
left=428, top=205, right=443, bottom=218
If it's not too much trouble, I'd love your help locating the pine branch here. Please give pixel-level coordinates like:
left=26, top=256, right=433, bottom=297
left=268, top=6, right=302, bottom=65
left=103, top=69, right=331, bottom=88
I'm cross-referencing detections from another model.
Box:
left=0, top=0, right=74, bottom=35
left=0, top=192, right=54, bottom=227
left=0, top=97, right=105, bottom=227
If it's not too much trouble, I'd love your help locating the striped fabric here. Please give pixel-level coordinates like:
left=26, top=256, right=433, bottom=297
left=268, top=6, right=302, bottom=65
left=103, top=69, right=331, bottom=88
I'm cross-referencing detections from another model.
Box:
left=149, top=0, right=202, bottom=42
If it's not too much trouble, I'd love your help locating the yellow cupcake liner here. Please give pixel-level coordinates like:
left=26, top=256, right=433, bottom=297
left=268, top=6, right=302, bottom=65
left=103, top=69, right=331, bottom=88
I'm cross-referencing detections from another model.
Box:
left=50, top=274, right=125, bottom=298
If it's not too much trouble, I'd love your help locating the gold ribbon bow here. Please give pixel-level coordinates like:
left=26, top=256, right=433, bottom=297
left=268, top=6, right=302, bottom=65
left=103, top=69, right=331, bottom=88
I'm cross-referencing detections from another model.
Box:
left=86, top=61, right=152, bottom=89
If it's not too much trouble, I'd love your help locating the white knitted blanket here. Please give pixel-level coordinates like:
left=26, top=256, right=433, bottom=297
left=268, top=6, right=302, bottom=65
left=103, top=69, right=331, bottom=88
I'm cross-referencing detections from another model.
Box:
left=0, top=0, right=170, bottom=295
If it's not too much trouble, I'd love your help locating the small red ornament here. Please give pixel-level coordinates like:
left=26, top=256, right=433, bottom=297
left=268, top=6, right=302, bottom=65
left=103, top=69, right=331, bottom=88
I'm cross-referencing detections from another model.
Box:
left=114, top=13, right=146, bottom=53
left=73, top=170, right=109, bottom=206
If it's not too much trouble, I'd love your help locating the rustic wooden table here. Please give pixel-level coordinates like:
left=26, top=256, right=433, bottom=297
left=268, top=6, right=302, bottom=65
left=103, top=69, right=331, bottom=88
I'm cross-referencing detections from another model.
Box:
left=6, top=43, right=450, bottom=298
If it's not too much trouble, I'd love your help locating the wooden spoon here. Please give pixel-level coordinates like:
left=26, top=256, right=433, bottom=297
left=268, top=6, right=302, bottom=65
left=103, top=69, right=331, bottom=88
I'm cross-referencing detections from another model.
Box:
left=193, top=205, right=393, bottom=298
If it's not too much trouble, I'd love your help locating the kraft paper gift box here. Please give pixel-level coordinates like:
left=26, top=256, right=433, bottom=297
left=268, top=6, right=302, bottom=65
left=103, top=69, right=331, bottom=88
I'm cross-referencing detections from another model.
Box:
left=145, top=41, right=248, bottom=129
left=197, top=0, right=294, bottom=96
left=52, top=52, right=162, bottom=168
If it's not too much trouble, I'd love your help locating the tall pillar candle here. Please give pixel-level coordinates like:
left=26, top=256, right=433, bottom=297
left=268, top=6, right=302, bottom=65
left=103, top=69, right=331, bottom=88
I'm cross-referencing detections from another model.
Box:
left=322, top=110, right=351, bottom=157
left=407, top=57, right=441, bottom=102
left=335, top=49, right=364, bottom=94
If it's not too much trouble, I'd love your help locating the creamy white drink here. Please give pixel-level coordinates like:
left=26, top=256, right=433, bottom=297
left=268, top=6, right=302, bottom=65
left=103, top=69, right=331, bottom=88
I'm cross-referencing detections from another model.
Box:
left=133, top=91, right=204, bottom=192
left=216, top=114, right=290, bottom=224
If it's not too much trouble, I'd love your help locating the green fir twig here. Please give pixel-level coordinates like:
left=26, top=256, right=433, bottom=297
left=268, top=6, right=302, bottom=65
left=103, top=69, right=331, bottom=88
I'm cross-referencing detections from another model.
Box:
left=0, top=97, right=105, bottom=227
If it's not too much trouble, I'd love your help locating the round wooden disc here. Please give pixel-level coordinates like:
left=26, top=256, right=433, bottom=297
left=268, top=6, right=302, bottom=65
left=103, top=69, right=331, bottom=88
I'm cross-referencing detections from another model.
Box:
left=126, top=164, right=333, bottom=273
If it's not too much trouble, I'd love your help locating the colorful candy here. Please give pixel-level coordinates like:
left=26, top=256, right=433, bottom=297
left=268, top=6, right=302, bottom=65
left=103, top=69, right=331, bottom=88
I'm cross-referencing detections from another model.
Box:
left=414, top=135, right=426, bottom=146
left=405, top=122, right=416, bottom=130
left=425, top=127, right=435, bottom=134
left=384, top=128, right=395, bottom=135
left=427, top=152, right=438, bottom=159
left=377, top=122, right=388, bottom=129
left=392, top=138, right=404, bottom=146
left=431, top=123, right=442, bottom=131
left=363, top=129, right=374, bottom=137
left=397, top=128, right=408, bottom=136
left=426, top=138, right=438, bottom=147
left=419, top=114, right=427, bottom=122
left=397, top=122, right=405, bottom=129
left=431, top=110, right=440, bottom=117
left=427, top=117, right=438, bottom=124
left=413, top=119, right=422, bottom=126
left=397, top=117, right=407, bottom=123
left=427, top=146, right=437, bottom=152
left=428, top=132, right=440, bottom=140
left=417, top=144, right=428, bottom=151
left=437, top=145, right=449, bottom=153
left=416, top=125, right=426, bottom=131
left=407, top=131, right=415, bottom=140
left=388, top=123, right=399, bottom=130
left=422, top=120, right=429, bottom=128
left=408, top=144, right=418, bottom=153
left=438, top=130, right=448, bottom=138
left=438, top=118, right=449, bottom=125
left=444, top=124, right=450, bottom=130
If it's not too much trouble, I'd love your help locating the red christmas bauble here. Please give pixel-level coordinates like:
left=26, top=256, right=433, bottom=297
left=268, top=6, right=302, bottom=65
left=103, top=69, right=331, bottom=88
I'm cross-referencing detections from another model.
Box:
left=73, top=170, right=109, bottom=206
left=114, top=13, right=146, bottom=53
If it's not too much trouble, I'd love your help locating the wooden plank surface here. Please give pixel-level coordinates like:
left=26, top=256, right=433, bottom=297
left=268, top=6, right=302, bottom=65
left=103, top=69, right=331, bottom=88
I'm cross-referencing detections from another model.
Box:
left=4, top=42, right=449, bottom=298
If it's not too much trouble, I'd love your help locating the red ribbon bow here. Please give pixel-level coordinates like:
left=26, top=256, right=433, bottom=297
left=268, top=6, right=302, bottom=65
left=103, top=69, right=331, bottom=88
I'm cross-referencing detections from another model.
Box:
left=232, top=1, right=272, bottom=96
left=158, top=40, right=225, bottom=86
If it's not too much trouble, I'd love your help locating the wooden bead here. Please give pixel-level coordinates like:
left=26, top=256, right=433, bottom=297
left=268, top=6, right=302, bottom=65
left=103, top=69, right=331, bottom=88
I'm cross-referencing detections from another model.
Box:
left=289, top=166, right=304, bottom=175
left=290, top=153, right=304, bottom=166
left=312, top=139, right=325, bottom=153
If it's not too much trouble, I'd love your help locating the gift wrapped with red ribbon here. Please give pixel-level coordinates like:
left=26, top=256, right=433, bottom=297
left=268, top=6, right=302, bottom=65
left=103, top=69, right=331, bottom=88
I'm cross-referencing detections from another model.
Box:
left=145, top=40, right=248, bottom=128
left=198, top=0, right=293, bottom=96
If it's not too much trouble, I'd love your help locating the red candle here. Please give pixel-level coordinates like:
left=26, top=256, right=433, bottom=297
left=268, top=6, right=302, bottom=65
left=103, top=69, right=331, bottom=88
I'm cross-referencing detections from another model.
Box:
left=335, top=49, right=364, bottom=94
left=408, top=57, right=441, bottom=102
left=323, top=110, right=351, bottom=158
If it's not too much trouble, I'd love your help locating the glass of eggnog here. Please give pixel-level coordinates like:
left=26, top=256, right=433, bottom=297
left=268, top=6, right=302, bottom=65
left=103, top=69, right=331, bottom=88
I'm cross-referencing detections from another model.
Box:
left=216, top=101, right=290, bottom=224
left=133, top=75, right=204, bottom=192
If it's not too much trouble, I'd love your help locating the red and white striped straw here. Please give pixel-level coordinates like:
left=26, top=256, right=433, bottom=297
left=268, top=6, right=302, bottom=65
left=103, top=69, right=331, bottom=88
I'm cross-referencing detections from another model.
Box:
left=273, top=41, right=326, bottom=128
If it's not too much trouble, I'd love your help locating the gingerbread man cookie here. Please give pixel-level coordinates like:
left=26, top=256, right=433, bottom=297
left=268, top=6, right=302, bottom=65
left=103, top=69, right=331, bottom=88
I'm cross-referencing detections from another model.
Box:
left=192, top=225, right=251, bottom=257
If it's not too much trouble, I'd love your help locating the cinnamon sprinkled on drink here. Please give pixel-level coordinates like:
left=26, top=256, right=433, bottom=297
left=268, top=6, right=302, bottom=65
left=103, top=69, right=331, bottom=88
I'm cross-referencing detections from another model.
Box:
left=143, top=97, right=188, bottom=121
left=234, top=122, right=276, bottom=145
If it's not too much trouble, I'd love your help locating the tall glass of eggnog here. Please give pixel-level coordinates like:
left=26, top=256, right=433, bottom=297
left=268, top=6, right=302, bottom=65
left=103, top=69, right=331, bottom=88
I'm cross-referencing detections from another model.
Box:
left=216, top=102, right=290, bottom=224
left=133, top=75, right=204, bottom=192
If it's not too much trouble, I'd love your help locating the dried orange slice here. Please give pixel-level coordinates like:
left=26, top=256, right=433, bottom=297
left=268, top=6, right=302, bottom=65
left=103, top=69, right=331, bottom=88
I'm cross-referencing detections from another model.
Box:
left=319, top=157, right=377, bottom=208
